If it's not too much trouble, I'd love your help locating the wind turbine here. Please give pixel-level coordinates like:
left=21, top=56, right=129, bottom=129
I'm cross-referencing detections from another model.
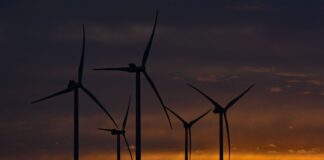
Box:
left=187, top=83, right=254, bottom=160
left=31, top=25, right=118, bottom=160
left=93, top=10, right=172, bottom=160
left=165, top=106, right=211, bottom=160
left=98, top=96, right=133, bottom=160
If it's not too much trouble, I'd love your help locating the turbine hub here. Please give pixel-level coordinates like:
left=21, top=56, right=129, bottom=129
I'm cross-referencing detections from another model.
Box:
left=111, top=129, right=124, bottom=135
left=110, top=129, right=119, bottom=135
left=184, top=123, right=190, bottom=128
left=129, top=63, right=136, bottom=68
left=68, top=80, right=78, bottom=88
left=213, top=108, right=224, bottom=113
left=128, top=63, right=145, bottom=72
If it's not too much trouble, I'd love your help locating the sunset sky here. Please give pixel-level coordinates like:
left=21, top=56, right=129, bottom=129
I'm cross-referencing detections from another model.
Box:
left=1, top=0, right=324, bottom=160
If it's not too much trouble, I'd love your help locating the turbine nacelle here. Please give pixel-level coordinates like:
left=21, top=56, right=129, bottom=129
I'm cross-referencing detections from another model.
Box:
left=68, top=80, right=80, bottom=89
left=213, top=108, right=225, bottom=114
left=128, top=63, right=145, bottom=72
left=110, top=129, right=125, bottom=135
left=128, top=63, right=137, bottom=68
left=184, top=123, right=191, bottom=128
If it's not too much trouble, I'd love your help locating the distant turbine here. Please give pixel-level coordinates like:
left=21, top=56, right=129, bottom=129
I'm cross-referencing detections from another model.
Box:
left=31, top=25, right=118, bottom=160
left=187, top=83, right=254, bottom=160
left=99, top=96, right=133, bottom=160
left=165, top=106, right=211, bottom=160
left=93, top=9, right=172, bottom=160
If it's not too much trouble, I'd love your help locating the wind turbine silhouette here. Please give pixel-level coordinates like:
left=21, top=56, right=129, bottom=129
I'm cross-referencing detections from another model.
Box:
left=93, top=10, right=172, bottom=160
left=187, top=83, right=254, bottom=160
left=165, top=106, right=211, bottom=160
left=31, top=25, right=118, bottom=160
left=98, top=96, right=133, bottom=160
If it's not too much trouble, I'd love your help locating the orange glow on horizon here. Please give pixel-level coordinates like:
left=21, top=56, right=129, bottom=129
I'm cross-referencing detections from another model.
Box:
left=83, top=152, right=324, bottom=160
left=15, top=152, right=324, bottom=160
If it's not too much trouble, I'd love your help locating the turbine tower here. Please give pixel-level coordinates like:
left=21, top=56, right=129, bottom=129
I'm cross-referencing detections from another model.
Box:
left=188, top=83, right=254, bottom=160
left=166, top=106, right=211, bottom=160
left=93, top=10, right=172, bottom=160
left=31, top=25, right=118, bottom=160
left=98, top=96, right=133, bottom=160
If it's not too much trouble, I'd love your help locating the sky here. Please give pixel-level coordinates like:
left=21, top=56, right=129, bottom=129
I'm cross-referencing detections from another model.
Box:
left=1, top=0, right=324, bottom=160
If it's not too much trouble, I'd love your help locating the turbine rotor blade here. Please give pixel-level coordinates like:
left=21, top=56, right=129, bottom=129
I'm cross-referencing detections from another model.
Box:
left=190, top=109, right=211, bottom=125
left=122, top=134, right=134, bottom=160
left=165, top=106, right=187, bottom=125
left=224, top=113, right=231, bottom=160
left=143, top=71, right=172, bottom=128
left=122, top=96, right=131, bottom=130
left=98, top=128, right=114, bottom=132
left=31, top=88, right=72, bottom=104
left=80, top=86, right=119, bottom=128
left=78, top=25, right=86, bottom=83
left=225, top=84, right=255, bottom=110
left=141, top=9, right=158, bottom=66
left=187, top=83, right=224, bottom=112
left=93, top=67, right=130, bottom=72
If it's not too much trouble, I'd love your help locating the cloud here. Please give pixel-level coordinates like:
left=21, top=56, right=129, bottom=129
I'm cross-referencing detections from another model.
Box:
left=267, top=150, right=280, bottom=154
left=288, top=147, right=321, bottom=154
left=172, top=76, right=181, bottom=80
left=270, top=87, right=283, bottom=93
left=297, top=149, right=310, bottom=154
left=286, top=80, right=302, bottom=83
left=307, top=80, right=324, bottom=86
left=196, top=73, right=217, bottom=82
left=298, top=91, right=312, bottom=95
left=288, top=149, right=295, bottom=153
left=285, top=85, right=293, bottom=88
left=274, top=72, right=308, bottom=78
left=268, top=144, right=277, bottom=148
left=241, top=66, right=276, bottom=73
left=226, top=75, right=239, bottom=80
